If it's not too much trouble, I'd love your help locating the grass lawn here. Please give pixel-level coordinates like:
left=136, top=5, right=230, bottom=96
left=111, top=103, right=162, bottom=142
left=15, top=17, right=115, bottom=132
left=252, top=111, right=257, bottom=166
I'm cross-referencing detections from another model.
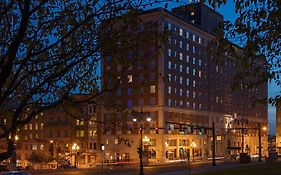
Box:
left=196, top=162, right=281, bottom=175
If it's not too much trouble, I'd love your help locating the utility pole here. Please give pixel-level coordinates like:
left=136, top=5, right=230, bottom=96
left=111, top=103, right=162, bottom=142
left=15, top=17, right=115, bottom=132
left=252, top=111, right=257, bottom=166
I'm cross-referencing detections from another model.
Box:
left=212, top=121, right=216, bottom=166
left=258, top=122, right=262, bottom=162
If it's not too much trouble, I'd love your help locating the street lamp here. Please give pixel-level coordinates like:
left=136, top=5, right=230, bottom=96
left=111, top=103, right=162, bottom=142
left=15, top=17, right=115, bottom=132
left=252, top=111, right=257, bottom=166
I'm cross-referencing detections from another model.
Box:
left=72, top=143, right=80, bottom=168
left=190, top=141, right=197, bottom=162
left=258, top=123, right=267, bottom=162
left=100, top=144, right=105, bottom=169
left=132, top=107, right=151, bottom=175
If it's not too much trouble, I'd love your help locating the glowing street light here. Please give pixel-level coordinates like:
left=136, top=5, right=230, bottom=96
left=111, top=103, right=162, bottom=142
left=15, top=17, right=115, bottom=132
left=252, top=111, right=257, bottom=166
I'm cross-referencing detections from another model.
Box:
left=72, top=143, right=80, bottom=168
left=131, top=108, right=151, bottom=175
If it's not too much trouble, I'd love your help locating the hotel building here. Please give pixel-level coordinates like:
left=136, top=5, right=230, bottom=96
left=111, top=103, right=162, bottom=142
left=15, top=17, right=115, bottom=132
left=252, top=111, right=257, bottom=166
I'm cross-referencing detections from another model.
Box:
left=101, top=2, right=268, bottom=164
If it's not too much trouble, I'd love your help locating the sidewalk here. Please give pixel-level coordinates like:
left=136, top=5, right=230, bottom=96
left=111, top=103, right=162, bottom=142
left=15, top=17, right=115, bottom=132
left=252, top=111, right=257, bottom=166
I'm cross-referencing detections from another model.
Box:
left=159, top=161, right=264, bottom=175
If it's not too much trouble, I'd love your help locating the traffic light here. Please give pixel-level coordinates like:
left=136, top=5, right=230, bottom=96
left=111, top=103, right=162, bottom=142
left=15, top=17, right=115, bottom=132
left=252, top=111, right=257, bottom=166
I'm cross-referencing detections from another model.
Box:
left=156, top=128, right=159, bottom=134
left=137, top=147, right=143, bottom=159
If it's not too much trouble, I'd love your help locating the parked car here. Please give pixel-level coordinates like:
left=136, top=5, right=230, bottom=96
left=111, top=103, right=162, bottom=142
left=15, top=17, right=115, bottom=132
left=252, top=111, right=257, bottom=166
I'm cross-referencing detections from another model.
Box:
left=16, top=167, right=23, bottom=171
left=24, top=166, right=33, bottom=170
left=1, top=171, right=30, bottom=175
left=57, top=165, right=77, bottom=169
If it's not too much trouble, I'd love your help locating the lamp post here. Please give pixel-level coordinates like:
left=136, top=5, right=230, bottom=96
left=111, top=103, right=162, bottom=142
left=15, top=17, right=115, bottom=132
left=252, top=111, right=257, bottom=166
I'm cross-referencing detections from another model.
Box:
left=212, top=121, right=216, bottom=166
left=258, top=123, right=267, bottom=162
left=12, top=135, right=19, bottom=171
left=100, top=144, right=105, bottom=169
left=72, top=143, right=79, bottom=168
left=133, top=107, right=151, bottom=175
left=190, top=141, right=197, bottom=162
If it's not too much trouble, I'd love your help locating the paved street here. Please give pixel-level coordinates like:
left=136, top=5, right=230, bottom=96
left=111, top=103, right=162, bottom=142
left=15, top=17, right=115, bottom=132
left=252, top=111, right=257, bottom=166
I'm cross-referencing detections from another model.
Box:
left=27, top=160, right=259, bottom=175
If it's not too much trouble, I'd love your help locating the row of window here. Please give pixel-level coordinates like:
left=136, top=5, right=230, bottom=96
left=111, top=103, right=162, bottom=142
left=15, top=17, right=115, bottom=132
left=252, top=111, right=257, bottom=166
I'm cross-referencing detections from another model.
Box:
left=167, top=23, right=205, bottom=45
left=77, top=130, right=98, bottom=138
left=127, top=97, right=157, bottom=108
left=168, top=50, right=203, bottom=66
left=76, top=119, right=97, bottom=126
left=168, top=75, right=197, bottom=87
left=22, top=144, right=44, bottom=151
left=168, top=64, right=202, bottom=77
left=168, top=39, right=198, bottom=54
left=24, top=133, right=43, bottom=140
left=168, top=87, right=200, bottom=98
left=117, top=85, right=156, bottom=97
left=24, top=123, right=44, bottom=130
left=167, top=139, right=202, bottom=147
left=167, top=99, right=203, bottom=110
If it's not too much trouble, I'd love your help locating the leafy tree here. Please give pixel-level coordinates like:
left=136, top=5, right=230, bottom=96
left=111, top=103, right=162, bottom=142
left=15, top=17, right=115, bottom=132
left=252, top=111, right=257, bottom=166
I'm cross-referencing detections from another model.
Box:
left=27, top=151, right=53, bottom=164
left=0, top=0, right=163, bottom=162
left=205, top=0, right=280, bottom=105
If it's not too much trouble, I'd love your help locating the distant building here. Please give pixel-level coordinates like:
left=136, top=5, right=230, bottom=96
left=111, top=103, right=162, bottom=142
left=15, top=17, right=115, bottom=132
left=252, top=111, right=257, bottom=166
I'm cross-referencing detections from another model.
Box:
left=101, top=2, right=268, bottom=164
left=0, top=95, right=102, bottom=168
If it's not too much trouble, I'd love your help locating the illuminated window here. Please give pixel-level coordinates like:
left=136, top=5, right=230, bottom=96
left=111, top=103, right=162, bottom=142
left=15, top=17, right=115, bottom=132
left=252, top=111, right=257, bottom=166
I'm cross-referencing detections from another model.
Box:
left=168, top=74, right=171, bottom=82
left=150, top=85, right=156, bottom=93
left=186, top=31, right=189, bottom=38
left=168, top=99, right=172, bottom=107
left=180, top=28, right=183, bottom=36
left=29, top=124, right=32, bottom=130
left=199, top=59, right=202, bottom=66
left=186, top=90, right=190, bottom=97
left=168, top=61, right=172, bottom=69
left=32, top=144, right=37, bottom=150
left=186, top=55, right=190, bottom=62
left=168, top=49, right=172, bottom=57
left=128, top=75, right=132, bottom=83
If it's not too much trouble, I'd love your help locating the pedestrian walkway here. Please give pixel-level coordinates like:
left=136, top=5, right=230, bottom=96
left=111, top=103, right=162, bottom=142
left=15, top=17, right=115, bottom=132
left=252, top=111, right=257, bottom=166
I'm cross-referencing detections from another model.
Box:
left=159, top=161, right=264, bottom=175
